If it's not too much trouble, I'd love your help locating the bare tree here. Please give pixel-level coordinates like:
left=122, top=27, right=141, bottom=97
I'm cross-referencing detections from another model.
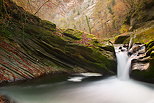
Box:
left=34, top=0, right=50, bottom=15
left=86, top=16, right=92, bottom=34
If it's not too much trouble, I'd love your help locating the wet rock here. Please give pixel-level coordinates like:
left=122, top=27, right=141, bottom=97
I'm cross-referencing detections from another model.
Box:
left=128, top=44, right=145, bottom=56
left=132, top=62, right=150, bottom=70
left=128, top=45, right=140, bottom=54
left=146, top=41, right=154, bottom=50
left=121, top=49, right=125, bottom=52
left=135, top=57, right=150, bottom=63
left=0, top=95, right=16, bottom=103
left=130, top=42, right=154, bottom=83
left=123, top=44, right=128, bottom=48
left=146, top=41, right=154, bottom=56
left=119, top=47, right=122, bottom=49
left=128, top=52, right=133, bottom=56
left=130, top=58, right=154, bottom=83
left=151, top=51, right=154, bottom=58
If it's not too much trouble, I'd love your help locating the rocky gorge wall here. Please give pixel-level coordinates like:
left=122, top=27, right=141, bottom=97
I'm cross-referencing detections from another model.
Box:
left=0, top=0, right=116, bottom=85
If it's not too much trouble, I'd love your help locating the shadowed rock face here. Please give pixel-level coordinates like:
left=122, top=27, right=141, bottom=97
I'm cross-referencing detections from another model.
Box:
left=0, top=0, right=116, bottom=85
left=130, top=41, right=154, bottom=83
left=131, top=59, right=154, bottom=83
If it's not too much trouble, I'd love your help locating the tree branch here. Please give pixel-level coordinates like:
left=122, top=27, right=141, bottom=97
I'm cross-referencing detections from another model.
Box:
left=34, top=0, right=50, bottom=15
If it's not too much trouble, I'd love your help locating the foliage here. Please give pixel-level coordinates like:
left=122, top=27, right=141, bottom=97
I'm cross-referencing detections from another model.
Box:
left=10, top=0, right=154, bottom=40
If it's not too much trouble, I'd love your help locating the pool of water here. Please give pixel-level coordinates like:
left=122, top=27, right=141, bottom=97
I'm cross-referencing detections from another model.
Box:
left=0, top=76, right=154, bottom=103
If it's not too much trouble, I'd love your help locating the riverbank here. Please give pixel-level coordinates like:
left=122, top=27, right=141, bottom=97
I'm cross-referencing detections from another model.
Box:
left=0, top=71, right=70, bottom=87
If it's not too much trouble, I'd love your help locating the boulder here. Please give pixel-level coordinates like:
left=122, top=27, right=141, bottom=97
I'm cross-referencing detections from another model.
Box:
left=130, top=41, right=154, bottom=83
left=130, top=58, right=154, bottom=83
left=114, top=35, right=130, bottom=44
left=0, top=95, right=16, bottom=103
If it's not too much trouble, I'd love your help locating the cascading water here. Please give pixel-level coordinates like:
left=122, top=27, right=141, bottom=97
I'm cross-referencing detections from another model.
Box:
left=115, top=43, right=146, bottom=80
left=115, top=45, right=129, bottom=80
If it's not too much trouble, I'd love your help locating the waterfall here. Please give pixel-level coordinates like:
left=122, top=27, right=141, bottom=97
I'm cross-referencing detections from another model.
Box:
left=115, top=45, right=130, bottom=80
left=115, top=43, right=146, bottom=80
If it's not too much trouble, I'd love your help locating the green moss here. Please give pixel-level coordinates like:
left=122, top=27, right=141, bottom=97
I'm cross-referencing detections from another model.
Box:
left=119, top=25, right=130, bottom=33
left=23, top=24, right=54, bottom=38
left=146, top=46, right=154, bottom=57
left=87, top=34, right=96, bottom=39
left=114, top=35, right=130, bottom=44
left=63, top=29, right=83, bottom=40
left=0, top=28, right=14, bottom=38
left=0, top=20, right=116, bottom=74
left=133, top=27, right=154, bottom=43
left=40, top=20, right=56, bottom=31
left=150, top=51, right=154, bottom=59
left=146, top=40, right=154, bottom=50
left=91, top=39, right=103, bottom=47
left=100, top=45, right=115, bottom=52
left=63, top=44, right=116, bottom=73
left=115, top=27, right=154, bottom=44
left=0, top=0, right=118, bottom=84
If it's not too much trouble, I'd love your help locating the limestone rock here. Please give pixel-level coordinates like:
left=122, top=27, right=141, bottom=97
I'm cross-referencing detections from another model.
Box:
left=130, top=41, right=154, bottom=83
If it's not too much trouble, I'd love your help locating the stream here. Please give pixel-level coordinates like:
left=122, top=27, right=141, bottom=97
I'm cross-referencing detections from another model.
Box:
left=0, top=45, right=154, bottom=103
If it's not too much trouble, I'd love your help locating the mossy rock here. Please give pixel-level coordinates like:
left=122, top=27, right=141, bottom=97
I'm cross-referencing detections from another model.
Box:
left=133, top=27, right=154, bottom=43
left=40, top=20, right=56, bottom=31
left=86, top=34, right=96, bottom=39
left=150, top=51, right=154, bottom=59
left=146, top=45, right=154, bottom=57
left=114, top=35, right=130, bottom=44
left=63, top=29, right=83, bottom=40
left=119, top=24, right=130, bottom=33
left=146, top=40, right=154, bottom=50
left=23, top=24, right=54, bottom=38
left=100, top=45, right=115, bottom=52
left=0, top=28, right=14, bottom=38
left=115, top=27, right=154, bottom=44
left=91, top=39, right=103, bottom=47
left=0, top=0, right=117, bottom=84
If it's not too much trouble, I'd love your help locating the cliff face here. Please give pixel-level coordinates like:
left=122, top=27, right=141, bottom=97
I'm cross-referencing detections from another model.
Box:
left=0, top=0, right=116, bottom=84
